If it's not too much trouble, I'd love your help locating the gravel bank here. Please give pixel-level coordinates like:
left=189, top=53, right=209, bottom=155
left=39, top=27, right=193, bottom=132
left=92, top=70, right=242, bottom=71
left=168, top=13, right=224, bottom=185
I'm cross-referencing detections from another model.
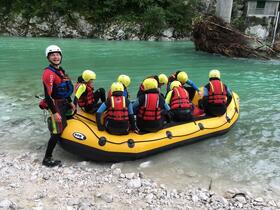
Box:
left=0, top=152, right=279, bottom=210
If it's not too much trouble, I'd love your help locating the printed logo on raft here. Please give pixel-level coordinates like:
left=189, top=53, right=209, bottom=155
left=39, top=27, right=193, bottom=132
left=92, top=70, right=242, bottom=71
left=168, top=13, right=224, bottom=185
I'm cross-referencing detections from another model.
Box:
left=73, top=132, right=86, bottom=141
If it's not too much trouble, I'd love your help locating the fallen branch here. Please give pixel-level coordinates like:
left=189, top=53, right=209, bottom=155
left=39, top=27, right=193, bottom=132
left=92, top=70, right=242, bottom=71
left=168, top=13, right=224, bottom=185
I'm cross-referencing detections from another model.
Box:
left=192, top=15, right=278, bottom=59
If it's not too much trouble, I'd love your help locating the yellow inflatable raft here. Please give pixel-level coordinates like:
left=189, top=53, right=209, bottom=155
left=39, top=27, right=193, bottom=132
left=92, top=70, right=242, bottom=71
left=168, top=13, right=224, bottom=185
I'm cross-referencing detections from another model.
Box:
left=60, top=92, right=240, bottom=162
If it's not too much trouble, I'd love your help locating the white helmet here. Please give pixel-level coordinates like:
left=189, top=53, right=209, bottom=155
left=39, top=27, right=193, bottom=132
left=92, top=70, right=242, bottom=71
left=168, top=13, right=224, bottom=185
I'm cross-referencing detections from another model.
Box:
left=45, top=45, right=62, bottom=57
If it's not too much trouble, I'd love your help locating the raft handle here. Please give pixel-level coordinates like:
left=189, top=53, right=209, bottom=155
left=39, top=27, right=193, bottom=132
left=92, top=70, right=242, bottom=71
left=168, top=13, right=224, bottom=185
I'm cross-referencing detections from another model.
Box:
left=226, top=116, right=231, bottom=123
left=166, top=131, right=173, bottom=139
left=98, top=137, right=107, bottom=146
left=127, top=139, right=135, bottom=148
left=198, top=123, right=204, bottom=130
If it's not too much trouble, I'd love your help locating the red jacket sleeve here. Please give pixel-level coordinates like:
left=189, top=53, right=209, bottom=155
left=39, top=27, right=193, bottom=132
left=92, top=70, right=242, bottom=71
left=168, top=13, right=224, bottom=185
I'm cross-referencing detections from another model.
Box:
left=42, top=69, right=57, bottom=113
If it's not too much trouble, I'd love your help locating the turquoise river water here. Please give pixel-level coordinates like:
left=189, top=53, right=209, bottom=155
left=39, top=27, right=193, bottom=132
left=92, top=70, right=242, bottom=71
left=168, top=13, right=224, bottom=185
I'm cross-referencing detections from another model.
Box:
left=0, top=37, right=279, bottom=199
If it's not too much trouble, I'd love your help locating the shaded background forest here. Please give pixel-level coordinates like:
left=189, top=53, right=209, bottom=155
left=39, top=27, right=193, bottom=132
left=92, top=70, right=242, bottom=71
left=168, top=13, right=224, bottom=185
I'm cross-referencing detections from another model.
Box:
left=0, top=0, right=205, bottom=37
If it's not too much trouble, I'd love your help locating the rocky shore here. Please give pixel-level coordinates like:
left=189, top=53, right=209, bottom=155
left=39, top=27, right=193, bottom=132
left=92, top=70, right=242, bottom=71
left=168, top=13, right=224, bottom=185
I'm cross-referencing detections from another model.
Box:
left=0, top=12, right=186, bottom=41
left=0, top=151, right=279, bottom=210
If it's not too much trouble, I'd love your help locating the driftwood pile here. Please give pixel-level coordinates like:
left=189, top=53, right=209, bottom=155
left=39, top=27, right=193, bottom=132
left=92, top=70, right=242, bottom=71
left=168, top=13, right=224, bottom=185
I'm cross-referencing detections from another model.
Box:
left=192, top=15, right=278, bottom=60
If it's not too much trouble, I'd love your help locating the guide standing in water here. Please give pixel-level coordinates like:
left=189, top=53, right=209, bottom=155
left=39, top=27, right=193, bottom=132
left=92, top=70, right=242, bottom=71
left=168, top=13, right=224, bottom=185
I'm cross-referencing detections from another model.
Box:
left=41, top=45, right=74, bottom=167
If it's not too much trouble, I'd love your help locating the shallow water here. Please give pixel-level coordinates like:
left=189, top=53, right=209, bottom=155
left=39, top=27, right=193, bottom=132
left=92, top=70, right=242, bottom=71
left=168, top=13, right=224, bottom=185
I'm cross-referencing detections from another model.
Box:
left=0, top=37, right=280, bottom=199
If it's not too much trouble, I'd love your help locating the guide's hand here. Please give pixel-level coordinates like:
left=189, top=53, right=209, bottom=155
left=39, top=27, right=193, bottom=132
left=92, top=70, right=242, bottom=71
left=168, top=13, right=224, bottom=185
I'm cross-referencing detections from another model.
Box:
left=53, top=113, right=62, bottom=123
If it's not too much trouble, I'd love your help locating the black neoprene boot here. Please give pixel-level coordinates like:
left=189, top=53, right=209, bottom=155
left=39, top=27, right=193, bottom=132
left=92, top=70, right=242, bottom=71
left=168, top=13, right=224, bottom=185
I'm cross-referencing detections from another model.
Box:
left=42, top=157, right=62, bottom=167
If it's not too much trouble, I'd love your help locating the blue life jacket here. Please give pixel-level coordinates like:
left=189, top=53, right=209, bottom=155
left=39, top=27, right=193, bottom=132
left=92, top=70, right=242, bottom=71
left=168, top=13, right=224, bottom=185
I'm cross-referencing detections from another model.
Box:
left=47, top=65, right=74, bottom=99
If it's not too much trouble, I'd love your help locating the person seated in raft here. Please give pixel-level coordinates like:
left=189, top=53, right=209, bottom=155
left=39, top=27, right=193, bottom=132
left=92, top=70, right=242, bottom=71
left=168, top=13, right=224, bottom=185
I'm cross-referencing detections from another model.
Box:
left=136, top=73, right=168, bottom=97
left=74, top=70, right=106, bottom=114
left=167, top=71, right=201, bottom=100
left=133, top=78, right=170, bottom=132
left=165, top=81, right=193, bottom=122
left=108, top=74, right=131, bottom=99
left=96, top=82, right=136, bottom=135
left=201, top=69, right=232, bottom=116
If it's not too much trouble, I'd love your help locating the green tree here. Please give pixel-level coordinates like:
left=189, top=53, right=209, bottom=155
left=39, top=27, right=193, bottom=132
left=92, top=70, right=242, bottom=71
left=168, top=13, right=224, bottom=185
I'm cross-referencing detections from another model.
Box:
left=142, top=5, right=166, bottom=37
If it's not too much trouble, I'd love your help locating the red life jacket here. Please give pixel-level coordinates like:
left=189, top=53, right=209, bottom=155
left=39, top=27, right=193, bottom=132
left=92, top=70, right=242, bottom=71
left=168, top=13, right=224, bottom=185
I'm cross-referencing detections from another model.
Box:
left=170, top=86, right=192, bottom=110
left=107, top=89, right=112, bottom=99
left=75, top=83, right=94, bottom=107
left=208, top=80, right=227, bottom=105
left=138, top=93, right=161, bottom=121
left=105, top=96, right=129, bottom=121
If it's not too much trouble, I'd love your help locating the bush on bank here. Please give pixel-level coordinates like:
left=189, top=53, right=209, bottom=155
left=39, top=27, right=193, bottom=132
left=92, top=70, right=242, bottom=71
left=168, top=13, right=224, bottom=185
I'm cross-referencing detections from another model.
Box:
left=0, top=0, right=203, bottom=39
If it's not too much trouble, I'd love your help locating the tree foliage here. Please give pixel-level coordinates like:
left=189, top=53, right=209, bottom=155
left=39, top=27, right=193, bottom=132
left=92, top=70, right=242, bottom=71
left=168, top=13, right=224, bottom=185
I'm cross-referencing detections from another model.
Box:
left=0, top=0, right=202, bottom=36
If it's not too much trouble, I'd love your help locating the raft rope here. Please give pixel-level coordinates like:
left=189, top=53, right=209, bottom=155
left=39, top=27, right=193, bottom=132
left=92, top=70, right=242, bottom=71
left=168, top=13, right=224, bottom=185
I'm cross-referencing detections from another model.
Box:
left=75, top=113, right=96, bottom=123
left=72, top=95, right=239, bottom=146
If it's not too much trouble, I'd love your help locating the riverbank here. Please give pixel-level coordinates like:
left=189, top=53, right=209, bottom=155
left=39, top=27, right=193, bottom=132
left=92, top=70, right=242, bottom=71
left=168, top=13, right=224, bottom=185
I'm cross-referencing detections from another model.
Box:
left=1, top=151, right=279, bottom=210
left=0, top=12, right=189, bottom=41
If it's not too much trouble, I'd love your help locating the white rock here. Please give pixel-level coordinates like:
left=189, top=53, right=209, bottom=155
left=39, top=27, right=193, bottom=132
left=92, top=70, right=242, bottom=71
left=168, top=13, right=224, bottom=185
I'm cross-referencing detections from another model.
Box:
left=139, top=161, right=151, bottom=168
left=198, top=191, right=209, bottom=201
left=0, top=199, right=16, bottom=209
left=254, top=197, right=264, bottom=203
left=235, top=195, right=247, bottom=204
left=237, top=202, right=243, bottom=208
left=146, top=193, right=154, bottom=204
left=67, top=198, right=80, bottom=206
left=29, top=16, right=39, bottom=24
left=162, top=28, right=174, bottom=37
left=117, top=29, right=125, bottom=39
left=131, top=36, right=140, bottom=41
left=160, top=37, right=172, bottom=41
left=211, top=195, right=228, bottom=206
left=268, top=200, right=277, bottom=207
left=100, top=194, right=113, bottom=203
left=78, top=161, right=88, bottom=166
left=192, top=195, right=199, bottom=203
left=34, top=191, right=47, bottom=200
left=77, top=203, right=91, bottom=210
left=139, top=172, right=144, bottom=178
left=9, top=183, right=17, bottom=188
left=126, top=189, right=132, bottom=194
left=127, top=178, right=142, bottom=188
left=111, top=163, right=118, bottom=169
left=148, top=36, right=156, bottom=41
left=103, top=35, right=114, bottom=40
left=42, top=174, right=50, bottom=180
left=125, top=173, right=135, bottom=179
left=113, top=168, right=122, bottom=175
